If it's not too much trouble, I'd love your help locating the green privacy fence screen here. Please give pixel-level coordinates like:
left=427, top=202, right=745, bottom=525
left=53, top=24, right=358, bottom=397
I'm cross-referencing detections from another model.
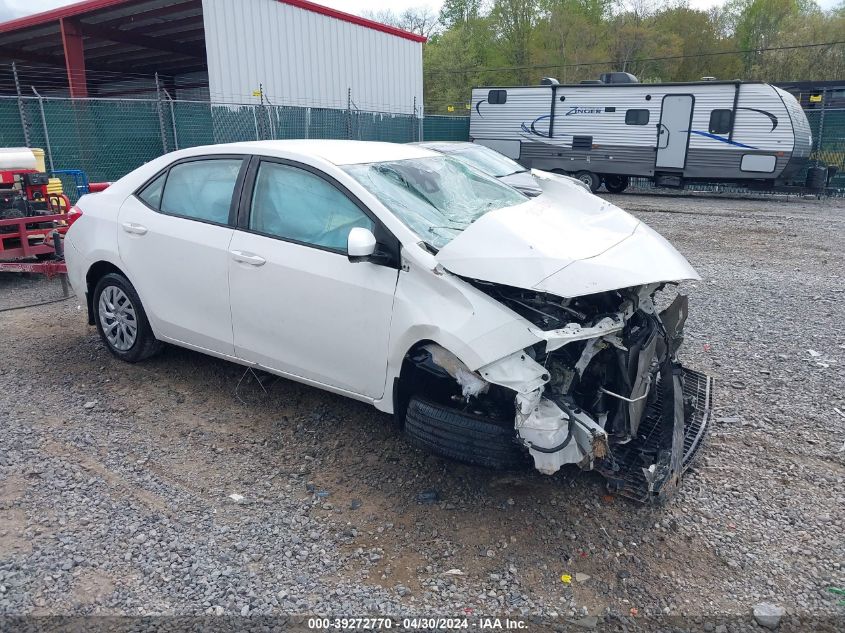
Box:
left=806, top=108, right=845, bottom=187
left=0, top=95, right=471, bottom=183
left=1, top=94, right=840, bottom=188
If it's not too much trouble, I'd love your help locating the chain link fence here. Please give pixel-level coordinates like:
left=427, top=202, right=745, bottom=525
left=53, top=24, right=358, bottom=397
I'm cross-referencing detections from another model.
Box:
left=0, top=94, right=470, bottom=185
left=807, top=108, right=845, bottom=187
left=1, top=90, right=839, bottom=192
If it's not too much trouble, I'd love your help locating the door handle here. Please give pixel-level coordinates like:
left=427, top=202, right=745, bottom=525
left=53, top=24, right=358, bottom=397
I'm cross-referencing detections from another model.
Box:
left=230, top=250, right=266, bottom=266
left=121, top=222, right=148, bottom=235
left=656, top=124, right=670, bottom=149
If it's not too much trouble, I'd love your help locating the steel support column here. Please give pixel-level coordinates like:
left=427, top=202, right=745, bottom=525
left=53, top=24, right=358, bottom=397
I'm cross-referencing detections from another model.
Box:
left=60, top=18, right=88, bottom=98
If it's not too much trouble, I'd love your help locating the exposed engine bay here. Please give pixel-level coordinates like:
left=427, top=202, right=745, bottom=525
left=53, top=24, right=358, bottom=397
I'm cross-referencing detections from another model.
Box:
left=412, top=281, right=712, bottom=502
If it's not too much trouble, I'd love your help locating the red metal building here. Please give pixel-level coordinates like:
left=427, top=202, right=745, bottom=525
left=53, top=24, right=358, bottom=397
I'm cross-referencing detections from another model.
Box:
left=0, top=0, right=425, bottom=111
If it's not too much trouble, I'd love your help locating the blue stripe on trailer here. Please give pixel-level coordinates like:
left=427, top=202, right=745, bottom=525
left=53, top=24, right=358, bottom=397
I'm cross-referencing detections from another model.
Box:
left=688, top=130, right=758, bottom=149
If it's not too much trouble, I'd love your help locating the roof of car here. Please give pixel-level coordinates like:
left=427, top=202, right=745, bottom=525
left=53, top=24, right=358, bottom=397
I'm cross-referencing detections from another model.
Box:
left=191, top=139, right=438, bottom=166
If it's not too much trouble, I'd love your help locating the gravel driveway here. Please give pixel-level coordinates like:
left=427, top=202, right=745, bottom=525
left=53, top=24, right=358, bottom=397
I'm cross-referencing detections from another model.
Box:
left=1, top=193, right=843, bottom=631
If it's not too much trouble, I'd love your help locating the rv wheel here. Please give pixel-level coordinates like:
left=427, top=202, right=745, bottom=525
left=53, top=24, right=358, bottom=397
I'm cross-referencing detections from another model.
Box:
left=575, top=171, right=601, bottom=193
left=604, top=175, right=629, bottom=193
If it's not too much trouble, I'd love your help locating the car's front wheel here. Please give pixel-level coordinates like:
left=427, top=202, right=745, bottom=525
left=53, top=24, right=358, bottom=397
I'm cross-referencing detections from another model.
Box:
left=93, top=273, right=162, bottom=363
left=404, top=397, right=527, bottom=470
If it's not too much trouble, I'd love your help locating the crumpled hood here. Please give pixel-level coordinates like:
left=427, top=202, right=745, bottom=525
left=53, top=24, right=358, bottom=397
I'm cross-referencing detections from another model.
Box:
left=498, top=171, right=541, bottom=196
left=436, top=189, right=699, bottom=298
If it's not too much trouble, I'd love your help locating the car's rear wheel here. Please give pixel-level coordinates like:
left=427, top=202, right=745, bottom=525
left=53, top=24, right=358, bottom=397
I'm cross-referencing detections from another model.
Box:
left=603, top=175, right=629, bottom=193
left=404, top=397, right=527, bottom=470
left=93, top=273, right=162, bottom=363
left=574, top=170, right=601, bottom=193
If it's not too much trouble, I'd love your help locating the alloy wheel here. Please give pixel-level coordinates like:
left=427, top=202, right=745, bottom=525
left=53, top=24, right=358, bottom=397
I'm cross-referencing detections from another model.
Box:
left=98, top=285, right=138, bottom=351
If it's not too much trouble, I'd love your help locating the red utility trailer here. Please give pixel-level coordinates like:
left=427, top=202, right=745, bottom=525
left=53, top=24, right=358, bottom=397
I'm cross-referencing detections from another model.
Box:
left=0, top=208, right=71, bottom=276
left=1, top=148, right=109, bottom=282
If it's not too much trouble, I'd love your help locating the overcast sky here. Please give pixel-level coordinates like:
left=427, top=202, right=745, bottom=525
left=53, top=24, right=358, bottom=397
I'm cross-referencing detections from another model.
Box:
left=0, top=0, right=839, bottom=24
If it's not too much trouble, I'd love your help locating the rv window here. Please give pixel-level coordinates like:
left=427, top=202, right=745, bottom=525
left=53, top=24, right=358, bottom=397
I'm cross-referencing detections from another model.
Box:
left=709, top=109, right=733, bottom=134
left=625, top=109, right=650, bottom=125
left=488, top=90, right=507, bottom=105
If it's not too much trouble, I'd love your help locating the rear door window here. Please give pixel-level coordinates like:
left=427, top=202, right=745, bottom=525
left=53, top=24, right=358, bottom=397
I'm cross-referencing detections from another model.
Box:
left=159, top=158, right=243, bottom=225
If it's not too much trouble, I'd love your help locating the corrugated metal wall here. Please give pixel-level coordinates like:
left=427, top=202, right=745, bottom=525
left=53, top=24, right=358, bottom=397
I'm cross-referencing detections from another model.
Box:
left=202, top=0, right=423, bottom=114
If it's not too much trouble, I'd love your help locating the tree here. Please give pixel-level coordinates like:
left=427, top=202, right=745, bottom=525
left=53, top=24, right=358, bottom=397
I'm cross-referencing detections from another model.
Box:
left=420, top=0, right=844, bottom=112
left=439, top=0, right=483, bottom=28
left=607, top=1, right=658, bottom=77
left=362, top=6, right=442, bottom=39
left=723, top=0, right=816, bottom=73
left=491, top=0, right=538, bottom=84
left=531, top=0, right=611, bottom=83
left=424, top=12, right=502, bottom=111
left=650, top=6, right=727, bottom=80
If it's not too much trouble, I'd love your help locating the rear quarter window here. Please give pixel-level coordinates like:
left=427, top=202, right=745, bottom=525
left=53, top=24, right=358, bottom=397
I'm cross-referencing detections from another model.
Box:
left=159, top=159, right=243, bottom=225
left=137, top=172, right=166, bottom=209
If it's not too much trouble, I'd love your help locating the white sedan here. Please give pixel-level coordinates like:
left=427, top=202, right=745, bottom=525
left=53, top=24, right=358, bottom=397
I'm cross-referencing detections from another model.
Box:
left=65, top=140, right=712, bottom=502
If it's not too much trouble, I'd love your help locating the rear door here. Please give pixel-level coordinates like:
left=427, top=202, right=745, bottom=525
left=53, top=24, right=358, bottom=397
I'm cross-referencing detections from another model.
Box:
left=227, top=157, right=400, bottom=398
left=117, top=156, right=247, bottom=356
left=656, top=95, right=694, bottom=169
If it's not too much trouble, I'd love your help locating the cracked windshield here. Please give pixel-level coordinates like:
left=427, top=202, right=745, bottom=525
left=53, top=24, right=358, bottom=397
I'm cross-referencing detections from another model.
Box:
left=344, top=155, right=527, bottom=249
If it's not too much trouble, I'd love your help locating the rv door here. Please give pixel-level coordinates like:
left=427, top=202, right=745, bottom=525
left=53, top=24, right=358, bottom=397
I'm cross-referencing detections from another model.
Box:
left=656, top=95, right=694, bottom=169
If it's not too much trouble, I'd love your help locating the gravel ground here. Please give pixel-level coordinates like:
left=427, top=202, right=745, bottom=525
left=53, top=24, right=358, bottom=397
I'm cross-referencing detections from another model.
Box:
left=1, top=192, right=843, bottom=631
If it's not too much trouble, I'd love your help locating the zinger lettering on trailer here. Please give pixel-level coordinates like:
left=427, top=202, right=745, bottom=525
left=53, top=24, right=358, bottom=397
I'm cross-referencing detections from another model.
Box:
left=564, top=106, right=604, bottom=115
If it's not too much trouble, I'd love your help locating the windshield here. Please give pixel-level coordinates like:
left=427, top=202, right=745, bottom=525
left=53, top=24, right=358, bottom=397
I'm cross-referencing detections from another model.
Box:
left=344, top=155, right=527, bottom=248
left=442, top=144, right=527, bottom=178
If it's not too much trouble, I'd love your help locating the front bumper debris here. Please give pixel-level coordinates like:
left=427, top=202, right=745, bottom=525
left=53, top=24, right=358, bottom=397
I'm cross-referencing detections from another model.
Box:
left=424, top=281, right=713, bottom=502
left=595, top=368, right=713, bottom=502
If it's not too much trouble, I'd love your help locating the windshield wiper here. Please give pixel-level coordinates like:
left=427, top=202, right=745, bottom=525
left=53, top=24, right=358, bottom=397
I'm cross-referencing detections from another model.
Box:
left=428, top=223, right=466, bottom=233
left=418, top=240, right=439, bottom=255
left=374, top=165, right=441, bottom=212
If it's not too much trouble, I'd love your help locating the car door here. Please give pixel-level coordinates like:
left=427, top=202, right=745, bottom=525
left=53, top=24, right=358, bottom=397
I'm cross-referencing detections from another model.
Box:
left=118, top=156, right=247, bottom=356
left=228, top=157, right=400, bottom=398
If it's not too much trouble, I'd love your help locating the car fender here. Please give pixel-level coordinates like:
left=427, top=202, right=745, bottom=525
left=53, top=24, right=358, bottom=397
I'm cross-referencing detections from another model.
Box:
left=65, top=210, right=121, bottom=296
left=373, top=256, right=542, bottom=414
left=66, top=214, right=161, bottom=336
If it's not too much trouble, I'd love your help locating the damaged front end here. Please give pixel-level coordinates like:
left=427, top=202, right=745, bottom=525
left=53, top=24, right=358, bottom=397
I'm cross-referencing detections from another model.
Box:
left=434, top=282, right=713, bottom=503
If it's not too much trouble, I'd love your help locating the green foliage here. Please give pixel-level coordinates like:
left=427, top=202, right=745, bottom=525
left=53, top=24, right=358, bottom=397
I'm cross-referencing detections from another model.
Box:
left=439, top=0, right=483, bottom=28
left=423, top=0, right=844, bottom=112
left=489, top=1, right=539, bottom=84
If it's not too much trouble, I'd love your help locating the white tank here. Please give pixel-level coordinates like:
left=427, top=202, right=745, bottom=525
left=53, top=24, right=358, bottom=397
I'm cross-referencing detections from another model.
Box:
left=0, top=148, right=38, bottom=171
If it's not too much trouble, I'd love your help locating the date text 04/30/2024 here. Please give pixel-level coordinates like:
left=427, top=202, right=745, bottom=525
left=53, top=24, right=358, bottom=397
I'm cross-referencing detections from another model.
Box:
left=306, top=617, right=528, bottom=630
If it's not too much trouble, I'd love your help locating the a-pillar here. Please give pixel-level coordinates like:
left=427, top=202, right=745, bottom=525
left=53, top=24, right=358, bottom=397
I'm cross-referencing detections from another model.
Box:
left=60, top=18, right=87, bottom=98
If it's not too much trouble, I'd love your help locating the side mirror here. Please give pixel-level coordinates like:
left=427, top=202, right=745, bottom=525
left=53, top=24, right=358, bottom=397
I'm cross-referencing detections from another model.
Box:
left=347, top=227, right=377, bottom=262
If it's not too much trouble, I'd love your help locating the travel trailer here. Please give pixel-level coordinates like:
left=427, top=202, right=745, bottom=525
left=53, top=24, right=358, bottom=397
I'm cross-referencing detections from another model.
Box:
left=469, top=77, right=813, bottom=192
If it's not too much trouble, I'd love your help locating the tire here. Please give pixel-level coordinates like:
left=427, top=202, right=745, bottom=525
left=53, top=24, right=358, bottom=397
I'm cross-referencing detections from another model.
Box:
left=93, top=272, right=163, bottom=363
left=603, top=175, right=629, bottom=193
left=404, top=397, right=527, bottom=470
left=574, top=170, right=601, bottom=193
